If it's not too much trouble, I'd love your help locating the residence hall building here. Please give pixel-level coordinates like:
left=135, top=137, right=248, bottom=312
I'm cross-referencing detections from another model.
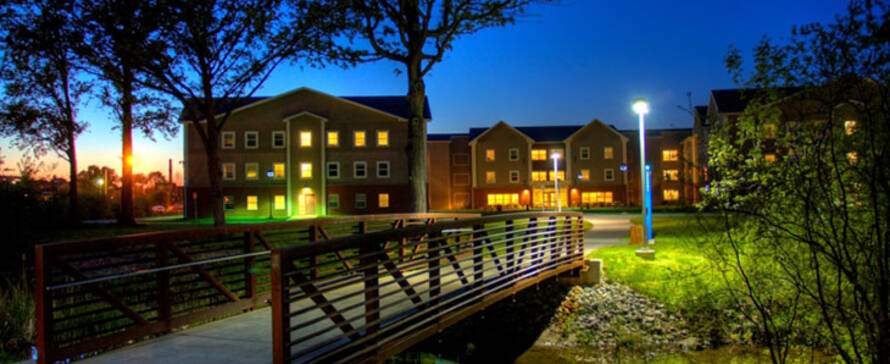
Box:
left=182, top=87, right=431, bottom=218
left=427, top=119, right=699, bottom=210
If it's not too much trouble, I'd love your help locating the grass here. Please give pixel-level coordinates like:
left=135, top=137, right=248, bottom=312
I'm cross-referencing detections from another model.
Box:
left=0, top=276, right=35, bottom=363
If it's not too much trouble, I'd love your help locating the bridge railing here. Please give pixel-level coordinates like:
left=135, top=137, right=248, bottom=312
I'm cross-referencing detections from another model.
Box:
left=34, top=213, right=478, bottom=364
left=270, top=211, right=585, bottom=363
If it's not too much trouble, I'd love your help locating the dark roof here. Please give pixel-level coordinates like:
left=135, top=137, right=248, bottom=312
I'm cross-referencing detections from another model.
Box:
left=427, top=133, right=466, bottom=141
left=619, top=128, right=693, bottom=137
left=516, top=126, right=583, bottom=142
left=180, top=93, right=431, bottom=121
left=711, top=87, right=802, bottom=114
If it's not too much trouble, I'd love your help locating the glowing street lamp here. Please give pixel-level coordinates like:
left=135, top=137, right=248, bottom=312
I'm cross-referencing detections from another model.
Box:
left=551, top=152, right=561, bottom=212
left=633, top=98, right=655, bottom=259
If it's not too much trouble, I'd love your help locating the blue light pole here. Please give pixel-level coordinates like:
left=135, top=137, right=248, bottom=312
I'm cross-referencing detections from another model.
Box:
left=633, top=98, right=655, bottom=258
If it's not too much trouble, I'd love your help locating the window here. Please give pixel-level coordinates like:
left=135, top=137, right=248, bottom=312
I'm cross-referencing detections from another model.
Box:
left=222, top=132, right=235, bottom=149
left=452, top=154, right=469, bottom=166
left=273, top=163, right=285, bottom=179
left=355, top=193, right=367, bottom=209
left=485, top=171, right=496, bottom=184
left=580, top=169, right=590, bottom=181
left=548, top=171, right=565, bottom=181
left=487, top=193, right=519, bottom=206
left=272, top=131, right=286, bottom=148
left=579, top=147, right=590, bottom=160
left=223, top=195, right=234, bottom=210
left=245, top=163, right=258, bottom=180
left=486, top=149, right=495, bottom=161
left=376, top=130, right=389, bottom=147
left=845, top=120, right=857, bottom=135
left=327, top=162, right=340, bottom=178
left=222, top=163, right=235, bottom=180
left=328, top=194, right=339, bottom=209
left=663, top=169, right=679, bottom=181
left=247, top=195, right=258, bottom=210
left=274, top=195, right=286, bottom=210
left=377, top=161, right=390, bottom=178
left=532, top=171, right=547, bottom=182
left=509, top=148, right=519, bottom=161
left=354, top=161, right=367, bottom=178
left=378, top=193, right=389, bottom=208
left=581, top=192, right=613, bottom=204
left=604, top=147, right=614, bottom=159
left=300, top=162, right=312, bottom=179
left=550, top=149, right=564, bottom=159
left=847, top=152, right=858, bottom=165
left=354, top=130, right=366, bottom=147
left=509, top=170, right=519, bottom=183
left=764, top=154, right=776, bottom=162
left=453, top=173, right=469, bottom=186
left=531, top=149, right=547, bottom=161
left=764, top=124, right=777, bottom=139
left=245, top=131, right=258, bottom=149
left=662, top=149, right=679, bottom=161
left=603, top=168, right=614, bottom=182
left=663, top=189, right=679, bottom=201
left=327, top=131, right=339, bottom=147
left=300, top=131, right=312, bottom=147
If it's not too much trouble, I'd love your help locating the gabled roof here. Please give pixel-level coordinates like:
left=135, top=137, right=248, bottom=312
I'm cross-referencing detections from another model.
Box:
left=565, top=119, right=628, bottom=142
left=179, top=87, right=431, bottom=122
left=468, top=121, right=535, bottom=144
left=515, top=126, right=583, bottom=142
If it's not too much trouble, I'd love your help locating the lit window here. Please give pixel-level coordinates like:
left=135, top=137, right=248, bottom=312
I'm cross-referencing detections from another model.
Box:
left=548, top=171, right=565, bottom=181
left=509, top=170, right=519, bottom=183
left=579, top=147, right=590, bottom=160
left=300, top=162, right=312, bottom=179
left=300, top=131, right=312, bottom=147
left=845, top=120, right=856, bottom=135
left=355, top=193, right=367, bottom=209
left=486, top=171, right=496, bottom=184
left=273, top=163, right=285, bottom=179
left=550, top=149, right=564, bottom=159
left=245, top=163, right=258, bottom=180
left=532, top=171, right=547, bottom=181
left=378, top=193, right=389, bottom=208
left=847, top=152, right=858, bottom=165
left=487, top=193, right=519, bottom=206
left=662, top=149, right=679, bottom=161
left=376, top=130, right=389, bottom=147
left=531, top=149, right=547, bottom=161
left=222, top=163, right=235, bottom=180
left=580, top=169, right=590, bottom=181
left=603, top=168, right=614, bottom=182
left=486, top=149, right=495, bottom=161
left=327, top=131, right=339, bottom=147
left=354, top=161, right=367, bottom=178
left=663, top=189, right=679, bottom=201
left=223, top=195, right=234, bottom=210
left=247, top=195, right=258, bottom=210
left=663, top=169, right=679, bottom=181
left=272, top=131, right=285, bottom=148
left=581, top=192, right=613, bottom=204
left=245, top=131, right=258, bottom=149
left=222, top=132, right=235, bottom=149
left=509, top=148, right=519, bottom=161
left=377, top=161, right=390, bottom=178
left=274, top=195, right=286, bottom=210
left=604, top=147, right=613, bottom=160
left=328, top=194, right=339, bottom=209
left=354, top=131, right=366, bottom=147
left=764, top=154, right=776, bottom=162
left=764, top=124, right=777, bottom=139
left=327, top=162, right=340, bottom=178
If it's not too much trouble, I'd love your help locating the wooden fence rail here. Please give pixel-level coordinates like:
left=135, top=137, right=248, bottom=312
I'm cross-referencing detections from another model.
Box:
left=270, top=211, right=585, bottom=363
left=34, top=213, right=477, bottom=364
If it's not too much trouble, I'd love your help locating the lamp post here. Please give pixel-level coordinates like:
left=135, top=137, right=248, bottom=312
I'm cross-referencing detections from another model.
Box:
left=633, top=98, right=655, bottom=259
left=266, top=170, right=274, bottom=219
left=551, top=152, right=561, bottom=212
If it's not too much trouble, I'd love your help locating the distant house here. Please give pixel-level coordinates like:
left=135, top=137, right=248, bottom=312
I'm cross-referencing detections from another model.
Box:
left=181, top=87, right=431, bottom=218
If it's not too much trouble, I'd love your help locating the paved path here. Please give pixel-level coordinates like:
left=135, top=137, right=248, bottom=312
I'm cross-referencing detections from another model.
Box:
left=582, top=213, right=633, bottom=255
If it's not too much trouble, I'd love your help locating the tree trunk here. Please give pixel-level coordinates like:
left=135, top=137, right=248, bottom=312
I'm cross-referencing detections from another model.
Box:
left=405, top=63, right=428, bottom=212
left=66, top=131, right=78, bottom=224
left=202, top=119, right=226, bottom=226
left=119, top=74, right=136, bottom=225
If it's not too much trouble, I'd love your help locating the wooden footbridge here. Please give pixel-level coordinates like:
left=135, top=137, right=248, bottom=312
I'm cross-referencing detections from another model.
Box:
left=35, top=212, right=585, bottom=363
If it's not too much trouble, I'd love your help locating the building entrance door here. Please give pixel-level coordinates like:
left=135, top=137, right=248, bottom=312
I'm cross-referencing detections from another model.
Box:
left=532, top=188, right=567, bottom=209
left=297, top=191, right=316, bottom=216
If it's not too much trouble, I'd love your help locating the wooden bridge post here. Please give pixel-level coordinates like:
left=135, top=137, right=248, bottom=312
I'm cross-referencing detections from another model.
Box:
left=428, top=231, right=441, bottom=311
left=244, top=232, right=256, bottom=299
left=472, top=224, right=484, bottom=292
left=270, top=251, right=289, bottom=364
left=156, top=242, right=171, bottom=326
left=549, top=216, right=558, bottom=264
left=35, top=245, right=54, bottom=364
left=309, top=225, right=320, bottom=280
left=359, top=238, right=380, bottom=343
left=505, top=220, right=515, bottom=274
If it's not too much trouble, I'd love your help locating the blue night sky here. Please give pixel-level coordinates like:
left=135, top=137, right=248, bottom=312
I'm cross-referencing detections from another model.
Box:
left=2, top=0, right=849, bottom=179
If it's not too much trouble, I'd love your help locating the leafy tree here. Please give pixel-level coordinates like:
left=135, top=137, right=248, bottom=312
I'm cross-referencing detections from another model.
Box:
left=339, top=0, right=550, bottom=212
left=705, top=1, right=890, bottom=362
left=0, top=0, right=90, bottom=223
left=141, top=0, right=346, bottom=225
left=78, top=0, right=178, bottom=225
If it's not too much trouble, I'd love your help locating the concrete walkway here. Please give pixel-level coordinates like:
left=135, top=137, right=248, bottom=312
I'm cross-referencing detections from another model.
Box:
left=583, top=213, right=633, bottom=255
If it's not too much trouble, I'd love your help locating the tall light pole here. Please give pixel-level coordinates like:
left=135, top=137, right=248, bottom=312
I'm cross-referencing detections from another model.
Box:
left=551, top=152, right=561, bottom=212
left=633, top=98, right=655, bottom=259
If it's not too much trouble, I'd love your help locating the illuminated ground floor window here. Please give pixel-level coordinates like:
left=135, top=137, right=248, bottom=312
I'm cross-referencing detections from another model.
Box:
left=663, top=189, right=679, bottom=201
left=379, top=193, right=390, bottom=208
left=274, top=195, right=286, bottom=210
left=487, top=193, right=519, bottom=206
left=247, top=195, right=258, bottom=210
left=581, top=191, right=613, bottom=204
